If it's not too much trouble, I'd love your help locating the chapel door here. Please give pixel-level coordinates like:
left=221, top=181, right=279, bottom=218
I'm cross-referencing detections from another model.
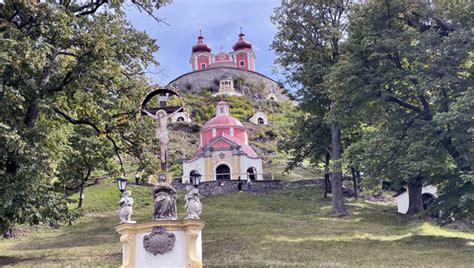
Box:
left=216, top=164, right=231, bottom=180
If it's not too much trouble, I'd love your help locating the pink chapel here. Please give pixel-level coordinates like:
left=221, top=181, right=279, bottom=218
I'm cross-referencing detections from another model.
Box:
left=182, top=101, right=263, bottom=183
left=189, top=29, right=256, bottom=72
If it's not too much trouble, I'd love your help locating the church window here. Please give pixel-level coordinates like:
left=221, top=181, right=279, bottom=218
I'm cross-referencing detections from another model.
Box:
left=240, top=61, right=245, bottom=66
left=201, top=63, right=206, bottom=69
left=258, top=118, right=265, bottom=125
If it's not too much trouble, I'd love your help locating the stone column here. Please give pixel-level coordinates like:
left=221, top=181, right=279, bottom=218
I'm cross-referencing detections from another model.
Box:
left=231, top=146, right=241, bottom=180
left=203, top=146, right=213, bottom=182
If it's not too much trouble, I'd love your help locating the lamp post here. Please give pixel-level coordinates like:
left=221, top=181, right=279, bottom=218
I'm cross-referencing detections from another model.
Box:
left=117, top=177, right=127, bottom=193
left=190, top=171, right=201, bottom=188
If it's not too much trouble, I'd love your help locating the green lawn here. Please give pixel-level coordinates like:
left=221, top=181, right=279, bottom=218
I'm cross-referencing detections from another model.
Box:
left=1, top=182, right=473, bottom=267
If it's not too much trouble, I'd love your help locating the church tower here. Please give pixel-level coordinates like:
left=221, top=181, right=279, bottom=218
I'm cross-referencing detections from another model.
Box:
left=231, top=28, right=256, bottom=71
left=190, top=31, right=212, bottom=71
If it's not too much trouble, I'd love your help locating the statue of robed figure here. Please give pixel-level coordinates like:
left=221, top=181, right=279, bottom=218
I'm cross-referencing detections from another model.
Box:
left=152, top=174, right=177, bottom=220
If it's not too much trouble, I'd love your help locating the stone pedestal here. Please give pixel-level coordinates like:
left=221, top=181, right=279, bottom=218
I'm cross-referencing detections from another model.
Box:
left=115, top=220, right=205, bottom=268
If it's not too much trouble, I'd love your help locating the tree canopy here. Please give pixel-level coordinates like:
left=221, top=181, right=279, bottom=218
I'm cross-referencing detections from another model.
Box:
left=329, top=0, right=473, bottom=217
left=0, top=0, right=167, bottom=234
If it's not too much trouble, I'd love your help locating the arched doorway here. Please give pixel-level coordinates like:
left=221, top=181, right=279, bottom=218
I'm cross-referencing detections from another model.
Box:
left=216, top=164, right=231, bottom=180
left=247, top=167, right=256, bottom=181
left=257, top=117, right=265, bottom=124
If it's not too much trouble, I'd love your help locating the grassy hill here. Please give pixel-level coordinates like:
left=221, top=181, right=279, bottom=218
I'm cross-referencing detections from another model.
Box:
left=1, top=181, right=473, bottom=267
left=136, top=92, right=319, bottom=182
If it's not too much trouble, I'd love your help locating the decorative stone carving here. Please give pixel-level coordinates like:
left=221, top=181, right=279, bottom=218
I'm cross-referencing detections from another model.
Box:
left=143, top=226, right=175, bottom=255
left=119, top=191, right=136, bottom=224
left=153, top=180, right=177, bottom=221
left=184, top=186, right=202, bottom=220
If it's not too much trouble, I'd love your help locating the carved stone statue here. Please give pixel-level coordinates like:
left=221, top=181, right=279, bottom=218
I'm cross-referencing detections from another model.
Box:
left=184, top=186, right=202, bottom=220
left=152, top=175, right=177, bottom=220
left=142, top=108, right=181, bottom=173
left=119, top=191, right=136, bottom=224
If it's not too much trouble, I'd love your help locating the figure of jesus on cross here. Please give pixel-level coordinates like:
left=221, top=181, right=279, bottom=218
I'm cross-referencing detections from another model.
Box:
left=142, top=107, right=182, bottom=174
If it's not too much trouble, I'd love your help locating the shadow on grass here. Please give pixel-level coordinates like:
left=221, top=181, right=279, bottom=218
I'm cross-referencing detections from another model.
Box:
left=0, top=256, right=46, bottom=266
left=207, top=265, right=307, bottom=268
left=12, top=223, right=117, bottom=251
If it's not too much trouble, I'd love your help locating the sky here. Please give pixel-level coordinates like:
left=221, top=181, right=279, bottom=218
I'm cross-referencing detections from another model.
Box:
left=126, top=0, right=283, bottom=85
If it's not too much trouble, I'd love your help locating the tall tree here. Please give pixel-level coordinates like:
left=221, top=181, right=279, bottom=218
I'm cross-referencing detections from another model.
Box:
left=272, top=0, right=353, bottom=215
left=0, top=0, right=167, bottom=234
left=329, top=0, right=473, bottom=217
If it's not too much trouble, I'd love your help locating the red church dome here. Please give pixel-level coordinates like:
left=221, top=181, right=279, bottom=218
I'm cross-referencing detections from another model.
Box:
left=192, top=34, right=211, bottom=53
left=232, top=32, right=252, bottom=51
left=203, top=115, right=244, bottom=129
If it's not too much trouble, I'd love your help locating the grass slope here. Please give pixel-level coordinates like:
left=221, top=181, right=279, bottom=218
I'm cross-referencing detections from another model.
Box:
left=1, top=182, right=473, bottom=267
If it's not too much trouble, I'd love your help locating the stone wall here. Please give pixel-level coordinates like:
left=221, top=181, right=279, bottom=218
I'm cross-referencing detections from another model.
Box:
left=167, top=67, right=289, bottom=102
left=172, top=178, right=323, bottom=197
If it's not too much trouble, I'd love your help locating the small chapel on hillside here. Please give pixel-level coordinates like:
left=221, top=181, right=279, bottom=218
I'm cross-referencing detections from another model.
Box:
left=182, top=101, right=263, bottom=183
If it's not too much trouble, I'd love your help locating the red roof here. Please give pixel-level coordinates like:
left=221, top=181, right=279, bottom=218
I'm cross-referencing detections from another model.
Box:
left=189, top=132, right=258, bottom=160
left=232, top=33, right=252, bottom=50
left=203, top=115, right=244, bottom=129
left=220, top=132, right=257, bottom=158
left=192, top=35, right=211, bottom=53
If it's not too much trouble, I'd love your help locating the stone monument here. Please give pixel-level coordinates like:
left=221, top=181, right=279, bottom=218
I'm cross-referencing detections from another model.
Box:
left=119, top=191, right=136, bottom=224
left=184, top=186, right=202, bottom=220
left=152, top=174, right=178, bottom=221
left=116, top=86, right=204, bottom=268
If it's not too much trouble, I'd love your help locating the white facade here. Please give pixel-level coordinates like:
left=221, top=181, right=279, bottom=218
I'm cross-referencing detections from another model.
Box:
left=394, top=185, right=438, bottom=214
left=248, top=110, right=268, bottom=125
left=239, top=154, right=263, bottom=181
left=182, top=157, right=205, bottom=183
left=171, top=111, right=192, bottom=123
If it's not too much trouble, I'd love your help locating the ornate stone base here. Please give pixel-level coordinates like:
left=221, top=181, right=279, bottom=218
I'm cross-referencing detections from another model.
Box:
left=115, top=220, right=205, bottom=268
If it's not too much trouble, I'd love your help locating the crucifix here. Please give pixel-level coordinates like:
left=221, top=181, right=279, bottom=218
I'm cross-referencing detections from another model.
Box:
left=141, top=87, right=184, bottom=176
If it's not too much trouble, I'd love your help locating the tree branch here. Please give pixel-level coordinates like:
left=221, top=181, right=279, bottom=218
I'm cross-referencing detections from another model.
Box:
left=53, top=108, right=126, bottom=176
left=131, top=0, right=170, bottom=26
left=418, top=93, right=432, bottom=120
left=383, top=95, right=424, bottom=114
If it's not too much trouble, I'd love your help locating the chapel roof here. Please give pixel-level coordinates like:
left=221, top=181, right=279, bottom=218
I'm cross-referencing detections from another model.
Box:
left=203, top=115, right=244, bottom=129
left=192, top=33, right=211, bottom=53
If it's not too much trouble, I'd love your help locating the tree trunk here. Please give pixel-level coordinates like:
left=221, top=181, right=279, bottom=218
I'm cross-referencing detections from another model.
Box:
left=24, top=103, right=39, bottom=129
left=406, top=178, right=423, bottom=215
left=330, top=124, right=347, bottom=216
left=77, top=169, right=90, bottom=209
left=351, top=166, right=359, bottom=199
left=324, top=152, right=331, bottom=198
left=77, top=181, right=85, bottom=208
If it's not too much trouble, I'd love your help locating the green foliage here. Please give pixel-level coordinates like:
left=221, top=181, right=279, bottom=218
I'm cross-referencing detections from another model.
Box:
left=329, top=0, right=473, bottom=218
left=0, top=1, right=167, bottom=233
left=272, top=0, right=354, bottom=214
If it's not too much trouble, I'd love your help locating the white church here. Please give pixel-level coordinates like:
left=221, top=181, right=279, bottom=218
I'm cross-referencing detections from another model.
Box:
left=182, top=101, right=263, bottom=182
